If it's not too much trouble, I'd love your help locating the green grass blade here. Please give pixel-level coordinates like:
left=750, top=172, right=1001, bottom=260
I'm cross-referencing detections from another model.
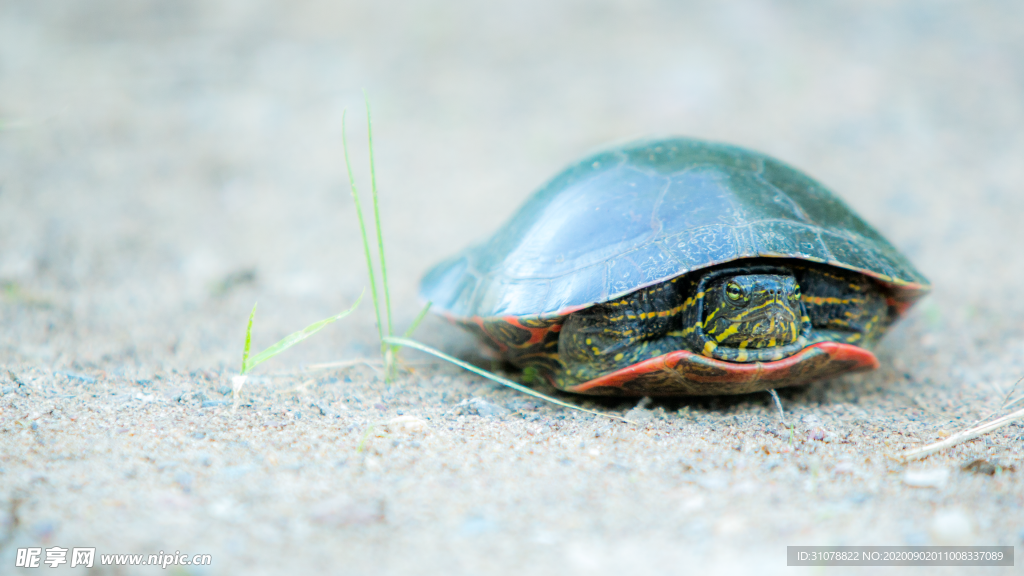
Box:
left=243, top=292, right=364, bottom=374
left=356, top=423, right=375, bottom=452
left=364, top=94, right=394, bottom=350
left=342, top=110, right=384, bottom=348
left=241, top=302, right=257, bottom=374
left=402, top=301, right=432, bottom=338
left=382, top=336, right=634, bottom=424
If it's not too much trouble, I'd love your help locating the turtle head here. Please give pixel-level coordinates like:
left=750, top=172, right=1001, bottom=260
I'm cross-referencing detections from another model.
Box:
left=699, top=272, right=805, bottom=360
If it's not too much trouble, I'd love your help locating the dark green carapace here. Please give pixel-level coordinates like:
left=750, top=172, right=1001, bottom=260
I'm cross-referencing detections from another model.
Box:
left=421, top=137, right=929, bottom=396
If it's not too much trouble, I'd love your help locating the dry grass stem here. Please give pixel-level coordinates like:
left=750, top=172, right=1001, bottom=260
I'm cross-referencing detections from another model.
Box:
left=901, top=405, right=1024, bottom=461
left=302, top=359, right=383, bottom=371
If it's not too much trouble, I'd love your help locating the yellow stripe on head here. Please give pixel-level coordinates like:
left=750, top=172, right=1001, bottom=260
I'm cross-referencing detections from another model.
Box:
left=714, top=323, right=741, bottom=343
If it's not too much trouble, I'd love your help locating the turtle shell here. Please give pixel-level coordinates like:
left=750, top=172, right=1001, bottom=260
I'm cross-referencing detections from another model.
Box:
left=420, top=137, right=930, bottom=395
left=422, top=137, right=928, bottom=319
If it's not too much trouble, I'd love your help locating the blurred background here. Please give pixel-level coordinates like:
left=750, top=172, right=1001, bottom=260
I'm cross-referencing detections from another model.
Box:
left=3, top=2, right=1024, bottom=574
left=2, top=0, right=1023, bottom=383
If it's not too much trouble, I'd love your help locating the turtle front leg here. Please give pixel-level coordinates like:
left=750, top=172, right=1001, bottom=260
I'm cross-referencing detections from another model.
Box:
left=556, top=279, right=684, bottom=386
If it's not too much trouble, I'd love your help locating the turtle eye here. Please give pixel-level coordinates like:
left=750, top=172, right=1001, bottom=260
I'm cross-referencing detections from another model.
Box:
left=725, top=281, right=745, bottom=303
left=793, top=283, right=801, bottom=299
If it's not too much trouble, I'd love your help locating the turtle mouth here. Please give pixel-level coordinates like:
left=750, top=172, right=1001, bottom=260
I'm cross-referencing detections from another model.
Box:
left=736, top=303, right=800, bottom=344
left=713, top=302, right=800, bottom=348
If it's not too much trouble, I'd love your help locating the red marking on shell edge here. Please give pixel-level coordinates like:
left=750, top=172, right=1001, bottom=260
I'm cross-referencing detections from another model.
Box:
left=886, top=296, right=920, bottom=316
left=566, top=342, right=879, bottom=393
left=502, top=315, right=560, bottom=346
left=551, top=303, right=592, bottom=317
left=470, top=316, right=508, bottom=352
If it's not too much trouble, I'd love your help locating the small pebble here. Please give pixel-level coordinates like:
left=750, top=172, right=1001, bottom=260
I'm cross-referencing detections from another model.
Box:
left=903, top=468, right=950, bottom=488
left=57, top=371, right=96, bottom=383
left=807, top=427, right=826, bottom=441
left=381, top=416, right=427, bottom=434
left=469, top=398, right=510, bottom=418
left=961, top=459, right=1014, bottom=475
left=801, top=415, right=822, bottom=427
left=834, top=460, right=856, bottom=474
left=624, top=404, right=654, bottom=423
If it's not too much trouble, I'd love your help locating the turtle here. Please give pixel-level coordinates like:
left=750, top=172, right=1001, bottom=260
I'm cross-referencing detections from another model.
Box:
left=419, top=137, right=930, bottom=396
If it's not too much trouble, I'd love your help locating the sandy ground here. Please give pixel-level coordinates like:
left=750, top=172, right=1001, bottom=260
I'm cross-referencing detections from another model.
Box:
left=1, top=1, right=1022, bottom=574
